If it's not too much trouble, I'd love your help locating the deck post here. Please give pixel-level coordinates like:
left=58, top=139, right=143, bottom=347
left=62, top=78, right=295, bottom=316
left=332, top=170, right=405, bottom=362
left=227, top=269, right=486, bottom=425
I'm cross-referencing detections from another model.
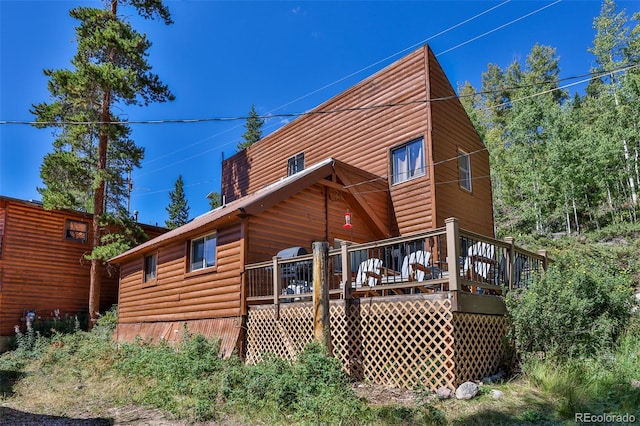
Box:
left=538, top=249, right=549, bottom=272
left=273, top=256, right=281, bottom=319
left=445, top=218, right=460, bottom=292
left=313, top=241, right=332, bottom=354
left=504, top=237, right=515, bottom=290
left=341, top=241, right=352, bottom=300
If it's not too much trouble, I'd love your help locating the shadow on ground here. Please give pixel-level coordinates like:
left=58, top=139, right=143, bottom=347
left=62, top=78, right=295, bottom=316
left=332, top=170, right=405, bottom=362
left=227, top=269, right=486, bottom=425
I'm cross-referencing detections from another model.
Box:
left=0, top=370, right=23, bottom=397
left=0, top=407, right=113, bottom=425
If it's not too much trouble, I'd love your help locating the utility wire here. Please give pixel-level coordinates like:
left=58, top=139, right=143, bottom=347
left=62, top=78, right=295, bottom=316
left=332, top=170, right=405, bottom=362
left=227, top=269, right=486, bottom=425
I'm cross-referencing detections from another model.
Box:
left=2, top=60, right=635, bottom=128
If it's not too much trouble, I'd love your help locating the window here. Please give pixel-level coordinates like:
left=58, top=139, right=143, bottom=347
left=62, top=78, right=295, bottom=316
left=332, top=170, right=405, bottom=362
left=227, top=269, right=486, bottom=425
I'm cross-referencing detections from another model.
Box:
left=190, top=232, right=217, bottom=272
left=65, top=219, right=88, bottom=242
left=287, top=152, right=305, bottom=176
left=391, top=138, right=425, bottom=184
left=458, top=150, right=472, bottom=191
left=144, top=253, right=157, bottom=283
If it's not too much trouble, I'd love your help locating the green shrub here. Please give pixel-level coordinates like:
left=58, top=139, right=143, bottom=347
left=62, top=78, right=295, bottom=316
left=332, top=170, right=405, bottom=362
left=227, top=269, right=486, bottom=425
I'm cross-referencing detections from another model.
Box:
left=221, top=342, right=365, bottom=424
left=506, top=250, right=634, bottom=361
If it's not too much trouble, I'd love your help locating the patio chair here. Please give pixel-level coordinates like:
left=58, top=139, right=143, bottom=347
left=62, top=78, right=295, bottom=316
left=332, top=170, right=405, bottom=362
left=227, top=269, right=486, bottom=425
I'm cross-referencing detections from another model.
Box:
left=401, top=250, right=432, bottom=282
left=463, top=241, right=498, bottom=285
left=355, top=258, right=383, bottom=287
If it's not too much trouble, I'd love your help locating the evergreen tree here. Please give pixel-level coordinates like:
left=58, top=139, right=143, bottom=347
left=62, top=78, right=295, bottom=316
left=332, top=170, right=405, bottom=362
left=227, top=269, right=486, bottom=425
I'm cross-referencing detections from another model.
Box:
left=237, top=104, right=264, bottom=151
left=165, top=175, right=190, bottom=229
left=208, top=191, right=222, bottom=210
left=31, top=0, right=174, bottom=327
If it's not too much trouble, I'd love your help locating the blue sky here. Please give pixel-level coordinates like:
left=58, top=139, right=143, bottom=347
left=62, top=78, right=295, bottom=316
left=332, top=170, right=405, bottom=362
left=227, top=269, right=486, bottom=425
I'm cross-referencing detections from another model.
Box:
left=1, top=0, right=638, bottom=227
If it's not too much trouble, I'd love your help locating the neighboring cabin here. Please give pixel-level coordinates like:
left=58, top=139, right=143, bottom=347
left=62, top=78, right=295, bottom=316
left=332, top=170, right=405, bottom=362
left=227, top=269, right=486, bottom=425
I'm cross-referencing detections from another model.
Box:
left=109, top=44, right=495, bottom=355
left=0, top=196, right=166, bottom=351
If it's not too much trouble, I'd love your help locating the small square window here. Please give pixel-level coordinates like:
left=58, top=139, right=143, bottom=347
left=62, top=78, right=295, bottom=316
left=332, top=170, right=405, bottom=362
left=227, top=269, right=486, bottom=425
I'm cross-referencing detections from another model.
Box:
left=287, top=153, right=305, bottom=176
left=391, top=138, right=425, bottom=184
left=144, top=253, right=157, bottom=282
left=190, top=232, right=217, bottom=272
left=458, top=150, right=472, bottom=191
left=65, top=220, right=88, bottom=243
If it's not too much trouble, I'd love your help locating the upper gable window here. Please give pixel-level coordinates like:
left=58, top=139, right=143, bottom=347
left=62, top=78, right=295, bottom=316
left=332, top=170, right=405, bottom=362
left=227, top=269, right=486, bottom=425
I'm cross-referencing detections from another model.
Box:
left=65, top=219, right=88, bottom=243
left=190, top=232, right=217, bottom=272
left=287, top=152, right=305, bottom=176
left=391, top=138, right=425, bottom=184
left=458, top=149, right=472, bottom=192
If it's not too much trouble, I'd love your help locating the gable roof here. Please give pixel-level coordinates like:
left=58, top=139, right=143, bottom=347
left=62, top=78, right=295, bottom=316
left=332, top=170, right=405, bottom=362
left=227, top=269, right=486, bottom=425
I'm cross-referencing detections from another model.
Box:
left=110, top=158, right=389, bottom=264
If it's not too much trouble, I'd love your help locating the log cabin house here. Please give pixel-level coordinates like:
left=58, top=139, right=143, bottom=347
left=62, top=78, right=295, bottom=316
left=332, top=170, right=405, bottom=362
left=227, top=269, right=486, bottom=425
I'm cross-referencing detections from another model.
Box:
left=0, top=196, right=166, bottom=351
left=110, top=45, right=547, bottom=389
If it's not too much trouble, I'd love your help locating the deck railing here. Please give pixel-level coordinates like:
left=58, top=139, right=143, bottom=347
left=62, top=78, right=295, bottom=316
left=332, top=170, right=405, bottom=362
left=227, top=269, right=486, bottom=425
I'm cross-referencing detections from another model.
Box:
left=245, top=217, right=548, bottom=303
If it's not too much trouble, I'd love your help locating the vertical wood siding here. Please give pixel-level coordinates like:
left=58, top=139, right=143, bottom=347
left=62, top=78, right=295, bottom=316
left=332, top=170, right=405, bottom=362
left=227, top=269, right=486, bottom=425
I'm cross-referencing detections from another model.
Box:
left=117, top=223, right=243, bottom=324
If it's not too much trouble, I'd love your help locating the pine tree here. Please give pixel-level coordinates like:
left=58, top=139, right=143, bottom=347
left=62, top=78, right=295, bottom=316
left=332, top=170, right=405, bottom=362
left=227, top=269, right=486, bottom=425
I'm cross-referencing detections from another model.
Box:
left=31, top=0, right=174, bottom=327
left=166, top=175, right=190, bottom=229
left=207, top=191, right=222, bottom=210
left=237, top=104, right=264, bottom=151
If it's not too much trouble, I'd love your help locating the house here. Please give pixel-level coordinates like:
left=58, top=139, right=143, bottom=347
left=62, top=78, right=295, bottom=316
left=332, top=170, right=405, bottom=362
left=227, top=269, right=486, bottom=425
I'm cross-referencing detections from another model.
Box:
left=109, top=44, right=495, bottom=355
left=0, top=196, right=166, bottom=351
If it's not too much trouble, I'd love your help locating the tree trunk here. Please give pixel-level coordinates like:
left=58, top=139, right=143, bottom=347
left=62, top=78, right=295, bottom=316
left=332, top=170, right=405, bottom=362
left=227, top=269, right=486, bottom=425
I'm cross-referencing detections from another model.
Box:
left=88, top=0, right=117, bottom=329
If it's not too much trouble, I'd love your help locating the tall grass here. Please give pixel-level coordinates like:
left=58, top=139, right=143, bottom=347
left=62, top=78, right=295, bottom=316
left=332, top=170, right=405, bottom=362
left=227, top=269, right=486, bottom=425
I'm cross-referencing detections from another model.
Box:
left=524, top=314, right=640, bottom=419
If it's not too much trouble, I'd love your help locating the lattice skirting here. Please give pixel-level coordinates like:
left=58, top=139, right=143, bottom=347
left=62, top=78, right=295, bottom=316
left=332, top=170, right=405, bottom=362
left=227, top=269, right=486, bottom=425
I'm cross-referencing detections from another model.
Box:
left=246, top=296, right=507, bottom=390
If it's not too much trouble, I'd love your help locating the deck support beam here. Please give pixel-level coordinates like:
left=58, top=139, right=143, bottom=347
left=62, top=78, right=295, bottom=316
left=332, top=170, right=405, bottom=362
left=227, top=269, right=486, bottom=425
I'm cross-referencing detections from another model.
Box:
left=313, top=241, right=332, bottom=354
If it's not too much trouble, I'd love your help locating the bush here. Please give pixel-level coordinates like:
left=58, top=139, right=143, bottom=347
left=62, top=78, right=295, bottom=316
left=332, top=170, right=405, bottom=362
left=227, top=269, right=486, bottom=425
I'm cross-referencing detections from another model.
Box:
left=221, top=342, right=365, bottom=424
left=506, top=250, right=634, bottom=361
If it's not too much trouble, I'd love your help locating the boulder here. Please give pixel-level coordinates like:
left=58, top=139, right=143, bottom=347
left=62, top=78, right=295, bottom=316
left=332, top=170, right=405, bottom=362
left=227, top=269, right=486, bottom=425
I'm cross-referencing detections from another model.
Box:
left=455, top=381, right=479, bottom=400
left=436, top=387, right=452, bottom=400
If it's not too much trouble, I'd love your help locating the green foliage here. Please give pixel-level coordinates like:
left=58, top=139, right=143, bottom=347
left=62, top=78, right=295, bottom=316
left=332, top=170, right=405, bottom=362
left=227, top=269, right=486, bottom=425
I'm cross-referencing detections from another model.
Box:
left=507, top=249, right=635, bottom=361
left=221, top=342, right=364, bottom=424
left=237, top=104, right=264, bottom=151
left=165, top=174, right=190, bottom=229
left=524, top=315, right=640, bottom=418
left=86, top=209, right=149, bottom=261
left=114, top=329, right=224, bottom=421
left=207, top=191, right=222, bottom=210
left=462, top=1, right=640, bottom=236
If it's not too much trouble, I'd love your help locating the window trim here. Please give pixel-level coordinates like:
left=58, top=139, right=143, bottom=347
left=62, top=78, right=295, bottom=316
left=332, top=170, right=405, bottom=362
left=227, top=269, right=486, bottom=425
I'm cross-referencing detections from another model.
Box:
left=143, top=252, right=158, bottom=285
left=64, top=219, right=89, bottom=243
left=458, top=149, right=472, bottom=192
left=390, top=138, right=426, bottom=185
left=188, top=232, right=217, bottom=273
left=287, top=152, right=305, bottom=176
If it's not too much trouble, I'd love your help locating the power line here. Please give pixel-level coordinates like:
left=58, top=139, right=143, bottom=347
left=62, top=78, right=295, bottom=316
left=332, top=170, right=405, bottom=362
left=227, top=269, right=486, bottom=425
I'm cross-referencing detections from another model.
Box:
left=3, top=61, right=635, bottom=128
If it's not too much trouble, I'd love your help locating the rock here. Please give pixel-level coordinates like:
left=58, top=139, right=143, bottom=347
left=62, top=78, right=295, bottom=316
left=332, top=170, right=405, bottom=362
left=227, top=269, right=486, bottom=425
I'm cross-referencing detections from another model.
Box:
left=436, top=387, right=452, bottom=400
left=455, top=381, right=479, bottom=400
left=489, top=389, right=504, bottom=399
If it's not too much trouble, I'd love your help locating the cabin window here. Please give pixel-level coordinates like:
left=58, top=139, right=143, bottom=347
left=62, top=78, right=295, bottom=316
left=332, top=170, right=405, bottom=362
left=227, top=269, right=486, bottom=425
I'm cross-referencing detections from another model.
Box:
left=190, top=232, right=217, bottom=272
left=458, top=149, right=472, bottom=191
left=391, top=138, right=425, bottom=184
left=144, top=253, right=157, bottom=283
left=65, top=219, right=88, bottom=243
left=287, top=152, right=305, bottom=176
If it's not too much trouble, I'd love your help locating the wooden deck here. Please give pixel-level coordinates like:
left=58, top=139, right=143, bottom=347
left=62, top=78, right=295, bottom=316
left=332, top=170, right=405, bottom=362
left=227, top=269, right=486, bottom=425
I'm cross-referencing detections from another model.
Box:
left=244, top=218, right=548, bottom=315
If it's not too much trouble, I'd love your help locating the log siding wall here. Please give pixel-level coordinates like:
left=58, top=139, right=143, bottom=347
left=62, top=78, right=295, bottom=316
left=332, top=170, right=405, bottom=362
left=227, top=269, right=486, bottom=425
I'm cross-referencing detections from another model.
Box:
left=221, top=45, right=493, bottom=237
left=0, top=199, right=117, bottom=336
left=222, top=47, right=437, bottom=237
left=117, top=223, right=243, bottom=324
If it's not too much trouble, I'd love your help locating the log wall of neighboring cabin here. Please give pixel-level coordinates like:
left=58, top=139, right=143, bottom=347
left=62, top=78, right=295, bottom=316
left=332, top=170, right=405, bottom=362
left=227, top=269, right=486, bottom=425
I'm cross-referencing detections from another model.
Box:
left=117, top=223, right=243, bottom=324
left=222, top=47, right=435, bottom=236
left=426, top=48, right=494, bottom=236
left=0, top=199, right=118, bottom=337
